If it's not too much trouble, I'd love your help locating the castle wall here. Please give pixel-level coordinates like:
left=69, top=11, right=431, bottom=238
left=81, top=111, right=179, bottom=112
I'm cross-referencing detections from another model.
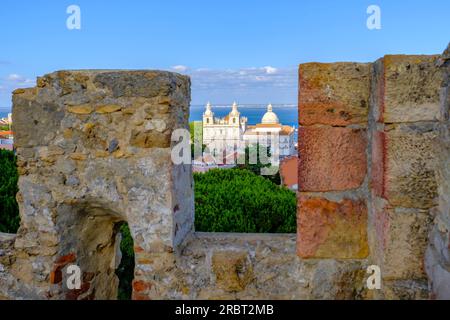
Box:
left=425, top=45, right=450, bottom=299
left=0, top=45, right=449, bottom=300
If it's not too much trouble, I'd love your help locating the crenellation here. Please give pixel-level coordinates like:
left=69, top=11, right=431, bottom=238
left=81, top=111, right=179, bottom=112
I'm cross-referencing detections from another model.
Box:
left=1, top=45, right=449, bottom=300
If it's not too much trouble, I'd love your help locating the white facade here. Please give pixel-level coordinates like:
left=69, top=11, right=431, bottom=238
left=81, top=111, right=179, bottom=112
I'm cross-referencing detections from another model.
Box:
left=243, top=105, right=295, bottom=158
left=202, top=102, right=248, bottom=155
left=202, top=103, right=296, bottom=160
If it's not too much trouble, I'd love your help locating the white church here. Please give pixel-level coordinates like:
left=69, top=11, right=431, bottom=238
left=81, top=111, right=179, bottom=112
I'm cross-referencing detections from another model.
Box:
left=202, top=102, right=296, bottom=159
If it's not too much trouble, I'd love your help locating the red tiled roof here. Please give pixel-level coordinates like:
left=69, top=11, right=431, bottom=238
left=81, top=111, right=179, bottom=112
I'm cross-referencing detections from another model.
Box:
left=280, top=126, right=295, bottom=136
left=280, top=156, right=298, bottom=189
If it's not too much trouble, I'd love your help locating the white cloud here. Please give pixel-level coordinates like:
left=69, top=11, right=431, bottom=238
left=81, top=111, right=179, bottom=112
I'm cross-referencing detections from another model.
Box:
left=255, top=76, right=269, bottom=82
left=0, top=74, right=35, bottom=98
left=180, top=66, right=297, bottom=103
left=263, top=66, right=278, bottom=74
left=7, top=74, right=22, bottom=81
left=172, top=65, right=188, bottom=72
left=185, top=66, right=296, bottom=89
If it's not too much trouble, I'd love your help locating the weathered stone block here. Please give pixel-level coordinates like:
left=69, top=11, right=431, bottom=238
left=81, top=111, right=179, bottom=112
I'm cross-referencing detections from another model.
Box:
left=376, top=55, right=442, bottom=123
left=8, top=70, right=194, bottom=300
left=298, top=127, right=367, bottom=192
left=373, top=202, right=432, bottom=280
left=381, top=279, right=429, bottom=300
left=297, top=196, right=369, bottom=259
left=299, top=62, right=371, bottom=126
left=372, top=124, right=438, bottom=209
left=212, top=250, right=254, bottom=292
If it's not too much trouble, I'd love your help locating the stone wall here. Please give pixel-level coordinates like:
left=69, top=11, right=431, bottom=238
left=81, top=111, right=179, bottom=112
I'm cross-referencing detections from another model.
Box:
left=298, top=62, right=371, bottom=262
left=297, top=50, right=448, bottom=299
left=425, top=44, right=450, bottom=299
left=1, top=70, right=194, bottom=299
left=368, top=54, right=442, bottom=299
left=0, top=45, right=449, bottom=300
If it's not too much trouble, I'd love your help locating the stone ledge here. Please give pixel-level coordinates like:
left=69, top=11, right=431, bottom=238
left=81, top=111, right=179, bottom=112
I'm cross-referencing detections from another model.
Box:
left=0, top=233, right=16, bottom=251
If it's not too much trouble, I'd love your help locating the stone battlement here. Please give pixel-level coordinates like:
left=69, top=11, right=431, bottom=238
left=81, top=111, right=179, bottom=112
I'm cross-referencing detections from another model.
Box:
left=0, top=44, right=449, bottom=300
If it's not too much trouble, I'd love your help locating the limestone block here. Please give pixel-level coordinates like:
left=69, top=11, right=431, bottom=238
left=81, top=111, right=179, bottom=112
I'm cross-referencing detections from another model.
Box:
left=298, top=127, right=367, bottom=192
left=297, top=196, right=369, bottom=259
left=375, top=55, right=442, bottom=123
left=373, top=202, right=432, bottom=280
left=212, top=250, right=254, bottom=292
left=381, top=279, right=429, bottom=300
left=371, top=124, right=438, bottom=209
left=299, top=62, right=371, bottom=126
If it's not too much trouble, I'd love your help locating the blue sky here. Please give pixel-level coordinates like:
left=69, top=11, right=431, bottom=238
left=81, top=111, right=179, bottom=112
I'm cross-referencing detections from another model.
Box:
left=0, top=0, right=449, bottom=109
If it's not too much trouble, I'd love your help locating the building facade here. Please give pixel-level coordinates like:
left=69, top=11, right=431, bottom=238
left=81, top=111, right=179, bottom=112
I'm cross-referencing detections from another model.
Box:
left=243, top=104, right=296, bottom=157
left=202, top=103, right=296, bottom=160
left=202, top=102, right=248, bottom=156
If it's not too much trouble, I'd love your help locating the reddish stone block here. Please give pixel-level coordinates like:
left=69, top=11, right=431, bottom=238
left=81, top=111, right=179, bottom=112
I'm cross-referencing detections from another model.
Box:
left=299, top=62, right=370, bottom=126
left=134, top=246, right=145, bottom=253
left=50, top=268, right=63, bottom=284
left=133, top=280, right=151, bottom=293
left=298, top=127, right=367, bottom=192
left=65, top=282, right=90, bottom=300
left=371, top=130, right=386, bottom=198
left=297, top=196, right=369, bottom=259
left=56, top=253, right=76, bottom=265
left=50, top=252, right=77, bottom=285
left=132, top=292, right=151, bottom=300
left=279, top=156, right=298, bottom=190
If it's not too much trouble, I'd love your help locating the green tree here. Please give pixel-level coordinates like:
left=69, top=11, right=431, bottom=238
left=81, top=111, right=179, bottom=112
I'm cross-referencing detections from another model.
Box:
left=194, top=168, right=296, bottom=233
left=115, top=223, right=135, bottom=300
left=190, top=121, right=205, bottom=160
left=0, top=150, right=20, bottom=233
left=237, top=144, right=281, bottom=185
left=189, top=121, right=202, bottom=144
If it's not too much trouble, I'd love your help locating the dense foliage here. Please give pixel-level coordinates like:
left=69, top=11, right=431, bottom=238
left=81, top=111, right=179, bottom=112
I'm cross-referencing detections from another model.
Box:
left=189, top=121, right=206, bottom=159
left=116, top=223, right=135, bottom=300
left=194, top=168, right=296, bottom=233
left=189, top=121, right=203, bottom=144
left=236, top=144, right=281, bottom=185
left=0, top=150, right=19, bottom=233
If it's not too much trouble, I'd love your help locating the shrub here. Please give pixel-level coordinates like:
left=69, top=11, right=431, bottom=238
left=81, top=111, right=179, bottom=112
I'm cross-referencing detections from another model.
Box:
left=116, top=223, right=135, bottom=300
left=194, top=168, right=296, bottom=233
left=0, top=149, right=19, bottom=233
left=236, top=144, right=281, bottom=185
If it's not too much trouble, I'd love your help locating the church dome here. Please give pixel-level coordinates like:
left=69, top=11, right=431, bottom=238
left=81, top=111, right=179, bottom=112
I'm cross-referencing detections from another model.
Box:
left=261, top=104, right=279, bottom=124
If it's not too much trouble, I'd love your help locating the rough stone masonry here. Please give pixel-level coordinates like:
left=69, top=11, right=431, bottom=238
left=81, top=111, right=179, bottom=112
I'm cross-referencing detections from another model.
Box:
left=0, top=44, right=449, bottom=300
left=0, top=70, right=195, bottom=299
